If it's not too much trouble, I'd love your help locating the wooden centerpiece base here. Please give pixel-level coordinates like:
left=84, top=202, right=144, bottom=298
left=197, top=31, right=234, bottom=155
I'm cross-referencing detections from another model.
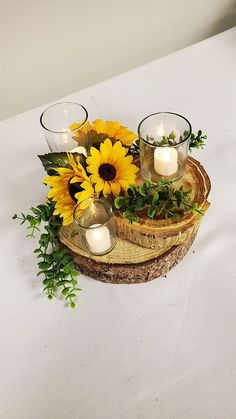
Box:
left=59, top=157, right=211, bottom=284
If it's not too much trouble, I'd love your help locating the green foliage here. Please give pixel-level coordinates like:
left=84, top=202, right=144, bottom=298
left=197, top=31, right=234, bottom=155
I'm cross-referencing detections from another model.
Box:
left=189, top=130, right=207, bottom=151
left=114, top=179, right=203, bottom=224
left=12, top=201, right=80, bottom=308
left=130, top=139, right=140, bottom=154
left=38, top=152, right=86, bottom=175
left=130, top=129, right=207, bottom=153
left=146, top=130, right=182, bottom=146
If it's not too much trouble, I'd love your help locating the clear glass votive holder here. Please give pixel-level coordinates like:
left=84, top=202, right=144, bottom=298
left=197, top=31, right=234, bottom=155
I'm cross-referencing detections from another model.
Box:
left=73, top=198, right=117, bottom=256
left=138, top=112, right=192, bottom=182
left=40, top=102, right=88, bottom=152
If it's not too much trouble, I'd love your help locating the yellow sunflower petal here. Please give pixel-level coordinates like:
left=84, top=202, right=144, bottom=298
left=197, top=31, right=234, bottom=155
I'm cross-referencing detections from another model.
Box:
left=118, top=179, right=130, bottom=190
left=86, top=164, right=99, bottom=175
left=103, top=181, right=111, bottom=196
left=69, top=122, right=82, bottom=131
left=62, top=214, right=74, bottom=226
left=87, top=147, right=101, bottom=164
left=100, top=138, right=113, bottom=163
left=95, top=179, right=105, bottom=193
left=104, top=121, right=120, bottom=137
left=69, top=176, right=79, bottom=184
left=75, top=186, right=94, bottom=204
left=110, top=181, right=121, bottom=196
left=92, top=119, right=106, bottom=133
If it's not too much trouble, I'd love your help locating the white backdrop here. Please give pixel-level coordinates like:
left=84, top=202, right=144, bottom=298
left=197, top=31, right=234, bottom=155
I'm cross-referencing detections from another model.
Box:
left=1, top=0, right=236, bottom=120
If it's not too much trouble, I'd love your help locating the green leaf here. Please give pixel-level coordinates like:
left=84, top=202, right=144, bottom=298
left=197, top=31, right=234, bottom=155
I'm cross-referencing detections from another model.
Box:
left=37, top=271, right=44, bottom=276
left=147, top=206, right=156, bottom=219
left=63, top=262, right=74, bottom=273
left=70, top=270, right=80, bottom=277
left=43, top=253, right=53, bottom=264
left=152, top=191, right=159, bottom=204
left=70, top=230, right=79, bottom=238
left=66, top=293, right=76, bottom=300
left=139, top=185, right=147, bottom=197
left=43, top=279, right=51, bottom=286
left=145, top=179, right=152, bottom=188
left=123, top=211, right=139, bottom=224
left=57, top=280, right=70, bottom=286
left=70, top=279, right=78, bottom=286
left=174, top=191, right=183, bottom=207
left=62, top=287, right=71, bottom=295
left=38, top=153, right=71, bottom=175
left=135, top=197, right=146, bottom=210
left=114, top=196, right=126, bottom=210
left=38, top=261, right=50, bottom=270
left=31, top=207, right=41, bottom=216
left=53, top=249, right=66, bottom=261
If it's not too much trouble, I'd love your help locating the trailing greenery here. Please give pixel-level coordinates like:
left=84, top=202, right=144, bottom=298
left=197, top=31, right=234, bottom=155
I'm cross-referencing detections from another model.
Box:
left=130, top=130, right=207, bottom=154
left=114, top=179, right=203, bottom=224
left=12, top=201, right=80, bottom=308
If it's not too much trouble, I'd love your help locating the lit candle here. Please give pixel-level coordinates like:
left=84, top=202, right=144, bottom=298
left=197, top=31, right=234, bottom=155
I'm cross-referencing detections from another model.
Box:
left=85, top=224, right=111, bottom=254
left=60, top=128, right=71, bottom=145
left=154, top=147, right=178, bottom=176
left=157, top=122, right=165, bottom=139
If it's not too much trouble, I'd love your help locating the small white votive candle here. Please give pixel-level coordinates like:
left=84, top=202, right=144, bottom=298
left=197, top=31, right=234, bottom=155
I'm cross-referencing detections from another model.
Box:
left=154, top=147, right=178, bottom=176
left=85, top=223, right=111, bottom=254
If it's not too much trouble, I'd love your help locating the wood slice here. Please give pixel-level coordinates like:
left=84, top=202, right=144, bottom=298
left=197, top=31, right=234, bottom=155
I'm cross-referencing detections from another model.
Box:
left=114, top=156, right=211, bottom=249
left=58, top=156, right=210, bottom=284
left=59, top=228, right=197, bottom=284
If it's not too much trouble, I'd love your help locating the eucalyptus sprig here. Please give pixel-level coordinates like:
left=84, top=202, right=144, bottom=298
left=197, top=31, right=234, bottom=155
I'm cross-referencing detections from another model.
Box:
left=114, top=179, right=203, bottom=224
left=13, top=201, right=80, bottom=308
left=147, top=130, right=180, bottom=147
left=189, top=130, right=207, bottom=151
left=130, top=130, right=207, bottom=154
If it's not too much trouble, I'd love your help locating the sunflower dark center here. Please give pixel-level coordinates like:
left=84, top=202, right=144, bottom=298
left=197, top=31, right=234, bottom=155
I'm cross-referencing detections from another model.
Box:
left=98, top=163, right=116, bottom=181
left=68, top=179, right=83, bottom=203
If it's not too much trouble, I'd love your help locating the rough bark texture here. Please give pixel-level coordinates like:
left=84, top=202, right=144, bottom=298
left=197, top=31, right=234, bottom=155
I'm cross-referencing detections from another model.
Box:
left=61, top=234, right=196, bottom=284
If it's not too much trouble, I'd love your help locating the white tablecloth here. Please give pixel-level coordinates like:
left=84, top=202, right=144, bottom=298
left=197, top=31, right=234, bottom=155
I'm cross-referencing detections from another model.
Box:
left=1, top=28, right=236, bottom=419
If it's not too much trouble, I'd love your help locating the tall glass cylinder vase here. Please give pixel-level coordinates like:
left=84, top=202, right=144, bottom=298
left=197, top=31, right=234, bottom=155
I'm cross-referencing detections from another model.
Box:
left=138, top=112, right=192, bottom=182
left=40, top=102, right=88, bottom=152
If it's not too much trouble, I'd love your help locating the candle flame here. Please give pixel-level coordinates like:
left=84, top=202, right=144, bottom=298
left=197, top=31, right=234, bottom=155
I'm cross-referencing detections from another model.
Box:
left=157, top=123, right=165, bottom=137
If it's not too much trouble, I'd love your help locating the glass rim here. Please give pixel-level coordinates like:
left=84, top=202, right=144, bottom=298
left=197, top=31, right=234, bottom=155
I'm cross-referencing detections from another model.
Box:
left=137, top=111, right=192, bottom=148
left=73, top=197, right=113, bottom=229
left=40, top=102, right=88, bottom=134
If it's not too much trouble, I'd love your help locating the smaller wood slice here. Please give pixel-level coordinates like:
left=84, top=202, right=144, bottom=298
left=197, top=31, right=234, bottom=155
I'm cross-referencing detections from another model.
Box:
left=114, top=156, right=211, bottom=249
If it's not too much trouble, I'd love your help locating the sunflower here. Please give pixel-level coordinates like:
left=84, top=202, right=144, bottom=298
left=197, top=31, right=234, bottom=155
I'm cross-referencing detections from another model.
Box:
left=44, top=153, right=94, bottom=226
left=86, top=138, right=139, bottom=196
left=71, top=119, right=137, bottom=148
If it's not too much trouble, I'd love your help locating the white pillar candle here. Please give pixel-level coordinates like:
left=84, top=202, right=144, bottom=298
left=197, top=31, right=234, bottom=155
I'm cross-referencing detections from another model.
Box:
left=154, top=147, right=178, bottom=176
left=85, top=224, right=111, bottom=254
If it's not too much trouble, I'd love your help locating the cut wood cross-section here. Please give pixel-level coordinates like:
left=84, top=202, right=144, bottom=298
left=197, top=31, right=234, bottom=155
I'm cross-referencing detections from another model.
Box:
left=59, top=156, right=211, bottom=284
